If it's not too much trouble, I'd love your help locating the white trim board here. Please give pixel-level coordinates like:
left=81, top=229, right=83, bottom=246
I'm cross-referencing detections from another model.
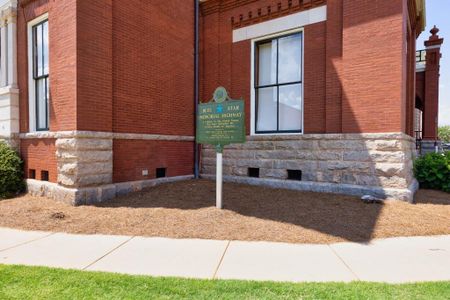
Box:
left=250, top=28, right=305, bottom=136
left=233, top=5, right=327, bottom=43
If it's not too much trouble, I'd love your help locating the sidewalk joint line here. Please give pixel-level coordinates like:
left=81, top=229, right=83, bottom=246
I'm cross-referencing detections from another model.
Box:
left=328, top=244, right=360, bottom=281
left=82, top=236, right=135, bottom=271
left=0, top=232, right=56, bottom=253
left=212, top=240, right=231, bottom=279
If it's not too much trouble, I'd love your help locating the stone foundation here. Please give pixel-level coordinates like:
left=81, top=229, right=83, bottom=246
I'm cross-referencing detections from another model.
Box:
left=21, top=130, right=196, bottom=205
left=26, top=175, right=194, bottom=206
left=55, top=131, right=114, bottom=188
left=419, top=139, right=442, bottom=155
left=0, top=133, right=19, bottom=149
left=201, top=133, right=418, bottom=202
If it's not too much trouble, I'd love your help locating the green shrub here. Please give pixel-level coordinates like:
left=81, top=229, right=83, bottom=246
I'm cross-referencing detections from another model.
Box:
left=439, top=126, right=450, bottom=143
left=414, top=151, right=450, bottom=192
left=0, top=141, right=25, bottom=198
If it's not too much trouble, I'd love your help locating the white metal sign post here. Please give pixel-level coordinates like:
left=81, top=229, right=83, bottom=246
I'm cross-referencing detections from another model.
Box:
left=216, top=151, right=223, bottom=209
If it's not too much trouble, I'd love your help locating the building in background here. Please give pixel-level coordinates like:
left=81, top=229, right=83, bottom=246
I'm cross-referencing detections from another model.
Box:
left=0, top=0, right=443, bottom=204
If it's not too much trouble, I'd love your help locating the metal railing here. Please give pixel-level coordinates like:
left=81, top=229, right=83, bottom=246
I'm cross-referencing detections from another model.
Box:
left=415, top=130, right=423, bottom=152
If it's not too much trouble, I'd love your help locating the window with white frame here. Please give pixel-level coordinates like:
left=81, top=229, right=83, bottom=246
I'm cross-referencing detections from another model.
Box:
left=254, top=32, right=303, bottom=134
left=29, top=17, right=49, bottom=132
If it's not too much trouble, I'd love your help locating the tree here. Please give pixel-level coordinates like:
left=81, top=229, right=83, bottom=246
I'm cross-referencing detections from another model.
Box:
left=439, top=126, right=450, bottom=143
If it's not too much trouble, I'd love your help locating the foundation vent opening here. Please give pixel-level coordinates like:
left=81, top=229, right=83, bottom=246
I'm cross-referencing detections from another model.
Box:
left=41, top=170, right=49, bottom=181
left=287, top=169, right=302, bottom=181
left=156, top=168, right=167, bottom=179
left=29, top=169, right=36, bottom=179
left=248, top=168, right=260, bottom=178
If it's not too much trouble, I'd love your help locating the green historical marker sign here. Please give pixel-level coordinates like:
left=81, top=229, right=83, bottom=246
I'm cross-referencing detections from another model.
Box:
left=196, top=87, right=246, bottom=152
left=197, top=87, right=246, bottom=209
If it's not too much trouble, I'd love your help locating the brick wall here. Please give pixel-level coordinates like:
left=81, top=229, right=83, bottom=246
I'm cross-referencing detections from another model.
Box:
left=18, top=0, right=77, bottom=133
left=113, top=140, right=194, bottom=183
left=20, top=138, right=57, bottom=182
left=111, top=0, right=195, bottom=136
left=109, top=0, right=195, bottom=181
left=76, top=0, right=113, bottom=132
left=201, top=0, right=415, bottom=135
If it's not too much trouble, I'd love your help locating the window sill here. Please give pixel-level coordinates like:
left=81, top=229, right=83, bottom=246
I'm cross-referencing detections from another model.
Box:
left=251, top=132, right=303, bottom=137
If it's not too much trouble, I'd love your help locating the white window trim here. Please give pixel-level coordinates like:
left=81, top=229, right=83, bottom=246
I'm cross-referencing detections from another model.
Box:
left=27, top=13, right=48, bottom=133
left=250, top=28, right=305, bottom=136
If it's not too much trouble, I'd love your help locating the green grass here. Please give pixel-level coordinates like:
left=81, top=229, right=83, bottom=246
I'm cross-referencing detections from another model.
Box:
left=0, top=265, right=449, bottom=300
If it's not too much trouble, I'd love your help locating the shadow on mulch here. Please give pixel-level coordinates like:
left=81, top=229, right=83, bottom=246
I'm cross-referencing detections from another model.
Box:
left=97, top=179, right=385, bottom=243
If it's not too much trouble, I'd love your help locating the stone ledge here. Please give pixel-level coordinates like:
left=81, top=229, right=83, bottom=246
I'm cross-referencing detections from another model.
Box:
left=245, top=132, right=415, bottom=142
left=200, top=174, right=419, bottom=202
left=19, top=130, right=195, bottom=141
left=114, top=133, right=195, bottom=141
left=26, top=175, right=195, bottom=206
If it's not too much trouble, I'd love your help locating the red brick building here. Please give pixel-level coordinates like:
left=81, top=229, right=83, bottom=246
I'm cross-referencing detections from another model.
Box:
left=0, top=0, right=442, bottom=204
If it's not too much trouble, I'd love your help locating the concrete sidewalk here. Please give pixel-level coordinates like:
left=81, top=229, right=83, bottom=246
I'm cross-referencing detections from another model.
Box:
left=1, top=227, right=449, bottom=283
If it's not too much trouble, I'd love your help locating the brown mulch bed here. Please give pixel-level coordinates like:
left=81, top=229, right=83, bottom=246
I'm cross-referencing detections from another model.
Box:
left=0, top=180, right=449, bottom=244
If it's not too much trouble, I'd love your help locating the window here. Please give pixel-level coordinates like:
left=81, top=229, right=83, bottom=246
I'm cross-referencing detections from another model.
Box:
left=254, top=32, right=303, bottom=134
left=31, top=19, right=49, bottom=131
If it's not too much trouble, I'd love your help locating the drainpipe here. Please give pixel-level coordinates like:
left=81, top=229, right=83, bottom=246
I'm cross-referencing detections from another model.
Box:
left=194, top=0, right=200, bottom=179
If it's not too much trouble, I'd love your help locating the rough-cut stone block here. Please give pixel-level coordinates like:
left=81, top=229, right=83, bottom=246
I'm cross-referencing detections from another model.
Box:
left=56, top=138, right=112, bottom=151
left=260, top=168, right=286, bottom=179
left=316, top=171, right=342, bottom=183
left=224, top=150, right=255, bottom=159
left=57, top=173, right=76, bottom=187
left=274, top=140, right=318, bottom=150
left=296, top=150, right=316, bottom=160
left=232, top=167, right=249, bottom=176
left=315, top=151, right=342, bottom=161
left=77, top=174, right=112, bottom=187
left=369, top=151, right=406, bottom=163
left=77, top=162, right=113, bottom=176
left=375, top=163, right=406, bottom=177
left=318, top=140, right=365, bottom=150
left=273, top=160, right=317, bottom=171
left=58, top=162, right=77, bottom=175
left=365, top=140, right=402, bottom=151
left=343, top=151, right=371, bottom=162
left=57, top=150, right=113, bottom=163
left=379, top=176, right=408, bottom=189
left=235, top=159, right=273, bottom=168
left=341, top=173, right=380, bottom=187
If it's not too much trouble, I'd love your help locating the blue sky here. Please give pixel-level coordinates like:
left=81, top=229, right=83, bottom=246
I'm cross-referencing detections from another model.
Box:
left=417, top=0, right=450, bottom=126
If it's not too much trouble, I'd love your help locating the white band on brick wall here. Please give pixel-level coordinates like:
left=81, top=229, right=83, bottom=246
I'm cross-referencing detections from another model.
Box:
left=232, top=5, right=327, bottom=43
